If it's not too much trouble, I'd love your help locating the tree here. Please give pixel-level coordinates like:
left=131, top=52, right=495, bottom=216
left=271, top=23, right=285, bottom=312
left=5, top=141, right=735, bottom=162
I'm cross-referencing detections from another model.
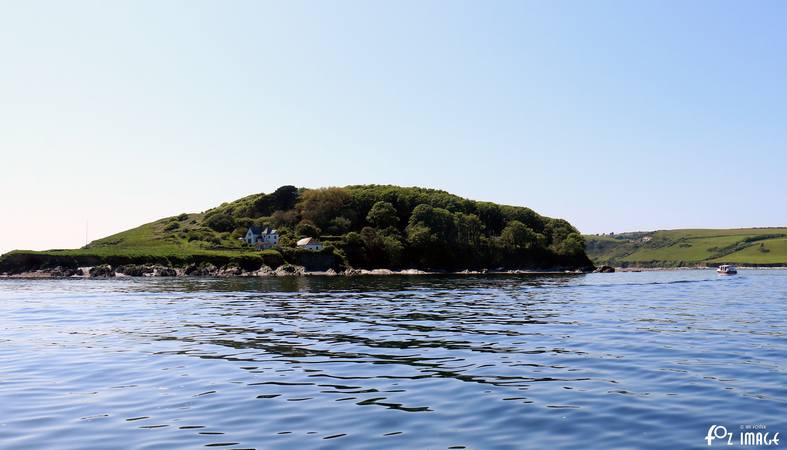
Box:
left=544, top=219, right=578, bottom=246
left=406, top=223, right=436, bottom=249
left=556, top=232, right=585, bottom=255
left=297, top=187, right=351, bottom=229
left=475, top=202, right=506, bottom=236
left=295, top=220, right=321, bottom=238
left=366, top=201, right=399, bottom=229
left=501, top=220, right=538, bottom=250
left=328, top=216, right=352, bottom=234
left=254, top=185, right=299, bottom=216
left=454, top=213, right=483, bottom=246
left=382, top=236, right=404, bottom=267
left=408, top=204, right=456, bottom=242
left=360, top=227, right=385, bottom=265
left=271, top=209, right=298, bottom=227
left=204, top=213, right=236, bottom=232
left=343, top=231, right=366, bottom=266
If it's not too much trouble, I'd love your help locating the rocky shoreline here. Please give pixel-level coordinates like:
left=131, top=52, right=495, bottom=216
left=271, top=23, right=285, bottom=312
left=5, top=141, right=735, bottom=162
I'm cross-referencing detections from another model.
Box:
left=15, top=262, right=772, bottom=279
left=0, top=262, right=591, bottom=279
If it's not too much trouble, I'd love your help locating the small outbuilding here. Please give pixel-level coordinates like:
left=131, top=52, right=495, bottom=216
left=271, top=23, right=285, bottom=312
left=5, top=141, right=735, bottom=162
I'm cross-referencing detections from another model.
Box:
left=296, top=237, right=323, bottom=251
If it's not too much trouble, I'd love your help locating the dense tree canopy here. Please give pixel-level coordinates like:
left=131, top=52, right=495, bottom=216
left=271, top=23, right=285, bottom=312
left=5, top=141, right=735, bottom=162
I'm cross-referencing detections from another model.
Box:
left=204, top=184, right=592, bottom=270
left=366, top=201, right=399, bottom=229
left=501, top=221, right=540, bottom=250
left=295, top=220, right=321, bottom=238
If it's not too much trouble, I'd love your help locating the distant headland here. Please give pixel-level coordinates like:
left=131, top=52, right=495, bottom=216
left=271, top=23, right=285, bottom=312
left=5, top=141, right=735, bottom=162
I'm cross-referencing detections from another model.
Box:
left=0, top=185, right=594, bottom=277
left=585, top=228, right=787, bottom=268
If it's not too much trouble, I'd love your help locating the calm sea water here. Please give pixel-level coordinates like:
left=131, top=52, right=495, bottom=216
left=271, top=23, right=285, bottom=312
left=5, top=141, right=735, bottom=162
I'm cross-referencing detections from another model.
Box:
left=0, top=270, right=785, bottom=449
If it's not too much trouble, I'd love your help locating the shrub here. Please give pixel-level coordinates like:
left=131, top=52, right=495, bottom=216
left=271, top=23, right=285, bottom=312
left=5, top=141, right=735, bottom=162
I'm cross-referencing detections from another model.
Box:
left=328, top=216, right=352, bottom=234
left=205, top=213, right=236, bottom=232
left=295, top=220, right=321, bottom=238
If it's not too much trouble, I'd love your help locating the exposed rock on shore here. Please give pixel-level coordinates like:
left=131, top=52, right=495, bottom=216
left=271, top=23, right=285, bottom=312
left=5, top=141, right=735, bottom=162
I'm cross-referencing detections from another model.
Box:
left=216, top=264, right=244, bottom=277
left=114, top=264, right=177, bottom=277
left=248, top=265, right=275, bottom=277
left=155, top=267, right=177, bottom=277
left=185, top=263, right=218, bottom=276
left=274, top=264, right=305, bottom=277
left=1, top=264, right=591, bottom=278
left=49, top=266, right=79, bottom=277
left=89, top=264, right=115, bottom=278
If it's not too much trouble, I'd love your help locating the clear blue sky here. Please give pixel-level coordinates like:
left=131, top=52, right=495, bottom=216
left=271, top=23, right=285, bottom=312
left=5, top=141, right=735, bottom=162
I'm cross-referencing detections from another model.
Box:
left=2, top=1, right=786, bottom=254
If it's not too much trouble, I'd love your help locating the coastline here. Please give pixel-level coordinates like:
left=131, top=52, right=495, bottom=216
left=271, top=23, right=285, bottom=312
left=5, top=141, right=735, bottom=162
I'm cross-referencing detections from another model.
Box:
left=0, top=264, right=590, bottom=279
left=3, top=263, right=784, bottom=279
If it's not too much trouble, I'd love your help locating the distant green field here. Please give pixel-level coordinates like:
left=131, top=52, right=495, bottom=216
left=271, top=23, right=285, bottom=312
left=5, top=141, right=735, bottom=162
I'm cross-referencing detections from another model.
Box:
left=710, top=237, right=787, bottom=264
left=585, top=228, right=787, bottom=267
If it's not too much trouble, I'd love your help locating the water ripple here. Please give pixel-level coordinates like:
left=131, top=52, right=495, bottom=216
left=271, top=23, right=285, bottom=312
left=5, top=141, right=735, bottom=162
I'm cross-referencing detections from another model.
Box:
left=0, top=271, right=785, bottom=449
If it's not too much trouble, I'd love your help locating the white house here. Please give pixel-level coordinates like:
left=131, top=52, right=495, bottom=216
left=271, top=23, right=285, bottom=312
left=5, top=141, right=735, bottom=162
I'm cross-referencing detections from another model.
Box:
left=260, top=227, right=279, bottom=245
left=245, top=227, right=279, bottom=247
left=244, top=227, right=261, bottom=245
left=296, top=237, right=323, bottom=251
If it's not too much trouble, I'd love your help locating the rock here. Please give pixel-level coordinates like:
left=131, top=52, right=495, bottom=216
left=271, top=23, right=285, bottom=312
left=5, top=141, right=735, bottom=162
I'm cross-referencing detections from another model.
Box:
left=185, top=263, right=218, bottom=276
left=250, top=265, right=275, bottom=277
left=274, top=264, right=305, bottom=277
left=217, top=264, right=243, bottom=277
left=73, top=268, right=84, bottom=277
left=324, top=268, right=338, bottom=276
left=366, top=269, right=394, bottom=275
left=594, top=265, right=615, bottom=273
left=89, top=264, right=115, bottom=278
left=49, top=266, right=77, bottom=277
left=153, top=266, right=176, bottom=277
left=116, top=264, right=153, bottom=277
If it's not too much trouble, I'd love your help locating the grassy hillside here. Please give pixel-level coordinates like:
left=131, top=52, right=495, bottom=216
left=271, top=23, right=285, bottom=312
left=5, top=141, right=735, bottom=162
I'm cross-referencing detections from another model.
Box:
left=585, top=228, right=787, bottom=267
left=1, top=185, right=593, bottom=273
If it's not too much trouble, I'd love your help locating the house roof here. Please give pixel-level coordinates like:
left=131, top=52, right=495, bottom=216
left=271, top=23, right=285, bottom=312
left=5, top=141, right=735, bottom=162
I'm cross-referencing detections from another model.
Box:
left=262, top=227, right=278, bottom=235
left=248, top=226, right=262, bottom=234
left=297, top=237, right=319, bottom=246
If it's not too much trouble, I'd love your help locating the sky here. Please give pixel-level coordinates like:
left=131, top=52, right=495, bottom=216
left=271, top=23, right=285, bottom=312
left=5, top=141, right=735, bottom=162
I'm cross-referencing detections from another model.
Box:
left=2, top=1, right=787, bottom=254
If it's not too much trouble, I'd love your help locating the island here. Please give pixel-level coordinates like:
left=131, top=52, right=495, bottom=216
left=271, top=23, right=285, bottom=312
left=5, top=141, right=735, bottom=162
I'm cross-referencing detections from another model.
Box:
left=0, top=185, right=594, bottom=277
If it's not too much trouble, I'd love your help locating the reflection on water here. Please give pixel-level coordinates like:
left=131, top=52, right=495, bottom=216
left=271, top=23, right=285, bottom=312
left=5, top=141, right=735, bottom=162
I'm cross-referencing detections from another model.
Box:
left=1, top=271, right=786, bottom=449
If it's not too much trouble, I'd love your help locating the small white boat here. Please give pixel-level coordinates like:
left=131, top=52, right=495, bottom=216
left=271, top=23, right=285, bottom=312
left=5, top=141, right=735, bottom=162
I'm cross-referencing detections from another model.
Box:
left=716, top=264, right=737, bottom=275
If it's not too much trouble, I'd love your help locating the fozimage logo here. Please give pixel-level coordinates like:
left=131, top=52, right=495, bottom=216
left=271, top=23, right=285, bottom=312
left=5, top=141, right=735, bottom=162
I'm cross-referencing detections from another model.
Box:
left=706, top=424, right=780, bottom=446
left=706, top=425, right=733, bottom=445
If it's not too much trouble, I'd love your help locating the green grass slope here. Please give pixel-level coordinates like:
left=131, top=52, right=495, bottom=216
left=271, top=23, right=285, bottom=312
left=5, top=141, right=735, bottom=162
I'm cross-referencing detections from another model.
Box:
left=0, top=213, right=276, bottom=272
left=585, top=228, right=787, bottom=267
